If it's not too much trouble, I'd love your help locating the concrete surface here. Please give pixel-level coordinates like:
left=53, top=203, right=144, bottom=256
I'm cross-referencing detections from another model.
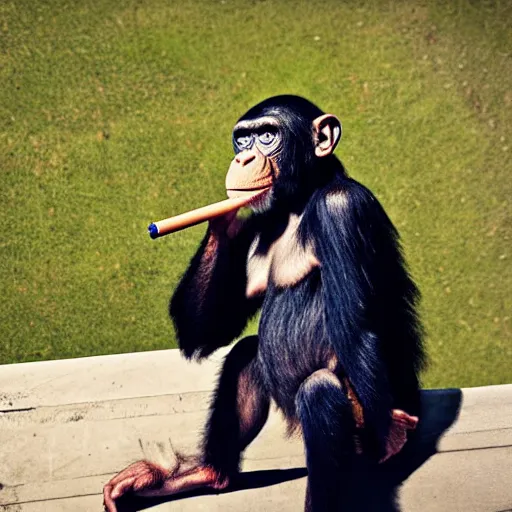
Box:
left=0, top=348, right=511, bottom=511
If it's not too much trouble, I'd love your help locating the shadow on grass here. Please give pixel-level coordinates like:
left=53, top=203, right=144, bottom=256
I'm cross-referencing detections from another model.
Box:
left=115, top=388, right=462, bottom=511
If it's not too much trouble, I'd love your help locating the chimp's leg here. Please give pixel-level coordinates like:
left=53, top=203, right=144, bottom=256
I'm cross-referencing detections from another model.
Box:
left=296, top=369, right=362, bottom=512
left=201, top=335, right=270, bottom=481
left=103, top=336, right=269, bottom=511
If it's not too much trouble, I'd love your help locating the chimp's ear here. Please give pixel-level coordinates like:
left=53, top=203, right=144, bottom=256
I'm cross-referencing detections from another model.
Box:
left=312, top=114, right=342, bottom=157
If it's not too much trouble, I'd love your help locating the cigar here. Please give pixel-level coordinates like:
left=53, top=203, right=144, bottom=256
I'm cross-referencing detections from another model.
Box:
left=148, top=189, right=269, bottom=239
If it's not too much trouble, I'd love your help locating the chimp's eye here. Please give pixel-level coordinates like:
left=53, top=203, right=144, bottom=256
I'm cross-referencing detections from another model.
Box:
left=236, top=135, right=252, bottom=148
left=258, top=132, right=276, bottom=145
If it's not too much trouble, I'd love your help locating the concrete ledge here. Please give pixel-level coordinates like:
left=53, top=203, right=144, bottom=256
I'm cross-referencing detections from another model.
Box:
left=0, top=349, right=511, bottom=511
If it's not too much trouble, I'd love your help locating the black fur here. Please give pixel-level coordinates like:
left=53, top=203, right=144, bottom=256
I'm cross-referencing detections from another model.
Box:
left=169, top=222, right=262, bottom=359
left=295, top=370, right=359, bottom=511
left=202, top=336, right=269, bottom=480
left=169, top=96, right=425, bottom=511
left=303, top=176, right=425, bottom=455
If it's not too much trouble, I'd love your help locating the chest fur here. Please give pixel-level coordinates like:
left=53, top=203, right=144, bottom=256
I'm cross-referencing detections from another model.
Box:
left=246, top=214, right=319, bottom=298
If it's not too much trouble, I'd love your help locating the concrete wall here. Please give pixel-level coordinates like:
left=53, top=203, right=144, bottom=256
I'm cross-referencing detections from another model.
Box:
left=1, top=349, right=511, bottom=511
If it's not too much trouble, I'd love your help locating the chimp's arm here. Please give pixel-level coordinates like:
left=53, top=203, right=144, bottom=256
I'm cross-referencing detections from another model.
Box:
left=305, top=176, right=425, bottom=459
left=169, top=216, right=262, bottom=360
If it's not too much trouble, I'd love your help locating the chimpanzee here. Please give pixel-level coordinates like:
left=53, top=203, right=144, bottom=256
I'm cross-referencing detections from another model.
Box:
left=103, top=95, right=425, bottom=512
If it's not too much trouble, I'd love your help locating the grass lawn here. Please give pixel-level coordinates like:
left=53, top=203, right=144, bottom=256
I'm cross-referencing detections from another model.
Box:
left=1, top=0, right=510, bottom=388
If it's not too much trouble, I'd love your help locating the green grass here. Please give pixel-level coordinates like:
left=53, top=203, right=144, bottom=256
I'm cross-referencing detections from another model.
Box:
left=1, top=0, right=510, bottom=388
